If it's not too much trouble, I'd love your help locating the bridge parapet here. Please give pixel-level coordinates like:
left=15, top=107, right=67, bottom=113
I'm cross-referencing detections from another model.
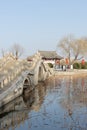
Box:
left=0, top=53, right=54, bottom=107
left=0, top=53, right=52, bottom=89
left=0, top=57, right=34, bottom=89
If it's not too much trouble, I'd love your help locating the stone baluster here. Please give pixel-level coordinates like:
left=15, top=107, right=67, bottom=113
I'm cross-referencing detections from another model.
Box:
left=3, top=78, right=8, bottom=86
left=0, top=81, right=4, bottom=88
left=8, top=75, right=11, bottom=83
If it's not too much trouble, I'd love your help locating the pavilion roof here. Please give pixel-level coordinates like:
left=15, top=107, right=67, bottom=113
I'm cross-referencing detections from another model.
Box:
left=38, top=50, right=63, bottom=60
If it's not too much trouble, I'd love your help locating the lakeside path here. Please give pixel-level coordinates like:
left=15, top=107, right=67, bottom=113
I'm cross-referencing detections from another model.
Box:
left=54, top=69, right=87, bottom=76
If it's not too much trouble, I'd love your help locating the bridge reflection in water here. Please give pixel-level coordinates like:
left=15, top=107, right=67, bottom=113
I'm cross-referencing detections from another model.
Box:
left=0, top=82, right=46, bottom=130
left=0, top=75, right=87, bottom=130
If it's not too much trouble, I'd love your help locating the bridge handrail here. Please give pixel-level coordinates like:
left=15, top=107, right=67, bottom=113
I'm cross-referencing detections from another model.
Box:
left=0, top=70, right=30, bottom=101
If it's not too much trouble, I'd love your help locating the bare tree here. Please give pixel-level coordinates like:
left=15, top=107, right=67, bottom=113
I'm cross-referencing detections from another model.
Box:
left=10, top=43, right=24, bottom=60
left=1, top=48, right=6, bottom=57
left=57, top=35, right=87, bottom=65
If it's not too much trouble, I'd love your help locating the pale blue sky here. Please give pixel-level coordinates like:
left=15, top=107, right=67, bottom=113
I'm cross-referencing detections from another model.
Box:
left=0, top=0, right=87, bottom=57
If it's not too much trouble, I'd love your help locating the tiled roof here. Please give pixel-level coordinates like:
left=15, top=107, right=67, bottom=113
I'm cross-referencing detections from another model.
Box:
left=38, top=50, right=63, bottom=59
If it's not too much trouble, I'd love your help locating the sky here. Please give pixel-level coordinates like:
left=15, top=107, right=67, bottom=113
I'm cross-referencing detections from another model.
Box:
left=0, top=0, right=87, bottom=57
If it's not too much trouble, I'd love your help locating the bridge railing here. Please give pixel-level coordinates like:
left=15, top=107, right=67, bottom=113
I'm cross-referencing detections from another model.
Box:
left=0, top=60, right=23, bottom=88
left=0, top=53, right=43, bottom=89
left=0, top=53, right=16, bottom=71
left=27, top=54, right=42, bottom=71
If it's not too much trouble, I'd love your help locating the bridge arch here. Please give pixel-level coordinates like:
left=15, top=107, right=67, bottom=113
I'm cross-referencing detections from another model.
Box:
left=23, top=75, right=32, bottom=94
left=38, top=62, right=47, bottom=82
left=23, top=78, right=31, bottom=86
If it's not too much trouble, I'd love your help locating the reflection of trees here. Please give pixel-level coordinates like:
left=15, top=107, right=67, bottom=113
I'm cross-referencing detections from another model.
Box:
left=44, top=76, right=63, bottom=94
left=0, top=82, right=47, bottom=130
left=59, top=75, right=87, bottom=129
left=1, top=75, right=87, bottom=130
left=60, top=75, right=87, bottom=114
left=31, top=82, right=46, bottom=111
left=71, top=76, right=87, bottom=105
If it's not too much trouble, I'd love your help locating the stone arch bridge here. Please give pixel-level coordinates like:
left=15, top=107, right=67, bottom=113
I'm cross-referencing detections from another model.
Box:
left=0, top=53, right=53, bottom=107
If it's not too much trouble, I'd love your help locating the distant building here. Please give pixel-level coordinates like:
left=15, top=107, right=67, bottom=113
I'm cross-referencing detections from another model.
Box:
left=27, top=50, right=63, bottom=70
left=37, top=50, right=63, bottom=64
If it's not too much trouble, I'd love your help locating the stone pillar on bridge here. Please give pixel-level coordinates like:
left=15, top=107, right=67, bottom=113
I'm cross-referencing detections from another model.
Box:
left=3, top=78, right=8, bottom=86
left=8, top=75, right=11, bottom=83
left=0, top=81, right=4, bottom=88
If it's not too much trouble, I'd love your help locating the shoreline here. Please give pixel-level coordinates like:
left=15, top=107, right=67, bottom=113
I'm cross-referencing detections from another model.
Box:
left=54, top=69, right=87, bottom=76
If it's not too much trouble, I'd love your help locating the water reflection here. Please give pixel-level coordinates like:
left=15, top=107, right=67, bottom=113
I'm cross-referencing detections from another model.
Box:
left=0, top=75, right=87, bottom=130
left=0, top=82, right=46, bottom=130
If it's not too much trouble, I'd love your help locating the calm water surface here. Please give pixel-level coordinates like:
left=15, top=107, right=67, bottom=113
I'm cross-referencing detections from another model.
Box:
left=0, top=75, right=87, bottom=130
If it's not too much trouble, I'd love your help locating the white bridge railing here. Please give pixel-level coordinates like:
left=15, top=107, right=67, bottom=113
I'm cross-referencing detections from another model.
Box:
left=0, top=53, right=42, bottom=89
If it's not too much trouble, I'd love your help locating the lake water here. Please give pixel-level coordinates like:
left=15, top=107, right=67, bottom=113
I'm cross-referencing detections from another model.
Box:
left=0, top=75, right=87, bottom=130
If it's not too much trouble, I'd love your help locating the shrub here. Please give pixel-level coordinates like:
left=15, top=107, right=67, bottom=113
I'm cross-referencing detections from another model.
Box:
left=73, top=62, right=87, bottom=69
left=85, top=62, right=87, bottom=69
left=73, top=62, right=81, bottom=69
left=81, top=64, right=85, bottom=69
left=80, top=62, right=87, bottom=69
left=48, top=63, right=53, bottom=68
